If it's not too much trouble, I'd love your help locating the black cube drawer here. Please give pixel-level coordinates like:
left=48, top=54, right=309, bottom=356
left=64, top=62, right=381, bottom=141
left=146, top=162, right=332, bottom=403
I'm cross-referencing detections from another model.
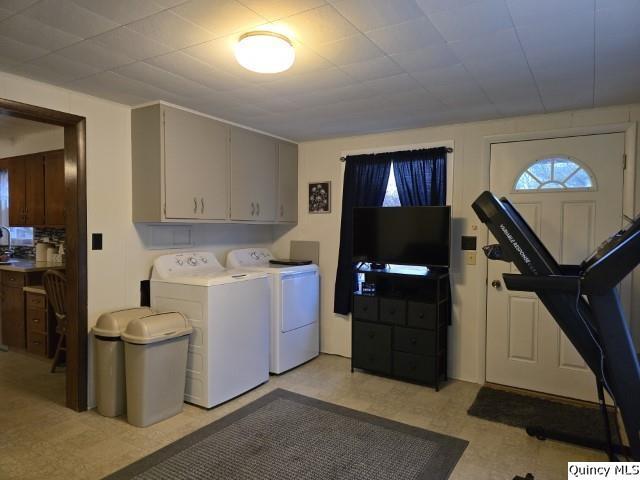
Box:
left=353, top=295, right=378, bottom=322
left=393, top=352, right=435, bottom=384
left=407, top=301, right=437, bottom=329
left=352, top=321, right=391, bottom=374
left=379, top=298, right=406, bottom=325
left=394, top=326, right=435, bottom=355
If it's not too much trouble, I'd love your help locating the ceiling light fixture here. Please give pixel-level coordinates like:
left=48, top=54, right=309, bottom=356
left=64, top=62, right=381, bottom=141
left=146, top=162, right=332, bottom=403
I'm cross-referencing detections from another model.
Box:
left=235, top=31, right=295, bottom=74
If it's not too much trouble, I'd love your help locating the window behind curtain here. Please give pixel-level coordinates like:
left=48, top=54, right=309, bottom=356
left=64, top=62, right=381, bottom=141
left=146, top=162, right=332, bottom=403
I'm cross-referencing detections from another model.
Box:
left=0, top=169, right=34, bottom=247
left=382, top=163, right=401, bottom=206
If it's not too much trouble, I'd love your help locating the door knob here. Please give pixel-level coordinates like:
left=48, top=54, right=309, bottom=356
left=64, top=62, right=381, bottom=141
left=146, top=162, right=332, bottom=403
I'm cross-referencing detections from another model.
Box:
left=491, top=280, right=502, bottom=289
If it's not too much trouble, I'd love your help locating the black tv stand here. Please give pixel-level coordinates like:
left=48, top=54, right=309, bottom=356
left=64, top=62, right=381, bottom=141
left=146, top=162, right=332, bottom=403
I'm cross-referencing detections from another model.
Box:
left=351, top=264, right=449, bottom=390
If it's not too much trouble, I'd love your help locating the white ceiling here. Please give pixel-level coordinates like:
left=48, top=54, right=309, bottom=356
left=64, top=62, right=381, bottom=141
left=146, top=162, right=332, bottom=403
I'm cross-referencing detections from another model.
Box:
left=0, top=0, right=638, bottom=141
left=0, top=114, right=59, bottom=137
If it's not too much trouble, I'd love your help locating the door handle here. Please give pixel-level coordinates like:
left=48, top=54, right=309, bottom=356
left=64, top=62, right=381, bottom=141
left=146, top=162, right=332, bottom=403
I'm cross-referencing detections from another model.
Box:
left=200, top=197, right=204, bottom=214
left=251, top=202, right=255, bottom=216
left=280, top=205, right=284, bottom=217
left=491, top=280, right=502, bottom=289
left=256, top=202, right=260, bottom=216
left=193, top=197, right=198, bottom=214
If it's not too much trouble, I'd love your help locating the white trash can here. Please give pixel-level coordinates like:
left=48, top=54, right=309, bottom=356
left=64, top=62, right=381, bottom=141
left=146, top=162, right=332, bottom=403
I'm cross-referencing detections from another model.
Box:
left=122, top=312, right=192, bottom=427
left=93, top=307, right=153, bottom=417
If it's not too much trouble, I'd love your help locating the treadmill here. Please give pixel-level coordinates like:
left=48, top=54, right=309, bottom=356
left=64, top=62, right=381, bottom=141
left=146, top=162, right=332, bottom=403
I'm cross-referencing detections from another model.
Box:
left=472, top=190, right=640, bottom=461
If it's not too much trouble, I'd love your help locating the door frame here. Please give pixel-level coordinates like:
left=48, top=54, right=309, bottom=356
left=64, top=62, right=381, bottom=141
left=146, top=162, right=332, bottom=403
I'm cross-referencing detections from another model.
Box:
left=476, top=122, right=638, bottom=385
left=0, top=97, right=88, bottom=411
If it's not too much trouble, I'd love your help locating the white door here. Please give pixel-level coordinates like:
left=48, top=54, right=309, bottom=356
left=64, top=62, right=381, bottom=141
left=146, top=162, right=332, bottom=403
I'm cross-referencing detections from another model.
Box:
left=487, top=133, right=625, bottom=401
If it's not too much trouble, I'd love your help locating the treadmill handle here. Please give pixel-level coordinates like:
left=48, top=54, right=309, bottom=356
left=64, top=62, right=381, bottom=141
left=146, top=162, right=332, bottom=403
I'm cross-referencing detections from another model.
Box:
left=502, top=273, right=581, bottom=294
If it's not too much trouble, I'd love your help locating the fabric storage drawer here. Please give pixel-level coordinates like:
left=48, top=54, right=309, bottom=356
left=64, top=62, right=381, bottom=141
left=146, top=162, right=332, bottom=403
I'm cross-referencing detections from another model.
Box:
left=353, top=295, right=378, bottom=322
left=352, top=321, right=391, bottom=374
left=393, top=352, right=435, bottom=384
left=27, top=308, right=47, bottom=333
left=379, top=298, right=406, bottom=325
left=407, top=301, right=437, bottom=329
left=2, top=271, right=25, bottom=288
left=394, top=327, right=435, bottom=355
left=27, top=331, right=47, bottom=356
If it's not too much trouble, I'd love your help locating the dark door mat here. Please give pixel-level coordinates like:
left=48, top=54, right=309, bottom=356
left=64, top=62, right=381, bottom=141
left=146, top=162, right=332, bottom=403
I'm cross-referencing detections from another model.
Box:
left=106, top=389, right=468, bottom=480
left=467, top=386, right=619, bottom=446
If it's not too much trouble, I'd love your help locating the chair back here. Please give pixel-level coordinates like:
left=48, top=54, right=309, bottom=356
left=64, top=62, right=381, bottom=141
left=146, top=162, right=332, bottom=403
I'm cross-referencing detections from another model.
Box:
left=43, top=270, right=66, bottom=321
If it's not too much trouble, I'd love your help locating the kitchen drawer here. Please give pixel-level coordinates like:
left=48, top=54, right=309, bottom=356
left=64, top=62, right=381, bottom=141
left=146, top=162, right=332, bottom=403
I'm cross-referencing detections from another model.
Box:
left=393, top=352, right=435, bottom=384
left=352, top=321, right=391, bottom=374
left=2, top=271, right=25, bottom=288
left=26, top=292, right=46, bottom=310
left=27, top=308, right=47, bottom=334
left=407, top=301, right=437, bottom=329
left=379, top=298, right=406, bottom=325
left=394, top=327, right=436, bottom=355
left=353, top=295, right=378, bottom=322
left=27, top=331, right=47, bottom=356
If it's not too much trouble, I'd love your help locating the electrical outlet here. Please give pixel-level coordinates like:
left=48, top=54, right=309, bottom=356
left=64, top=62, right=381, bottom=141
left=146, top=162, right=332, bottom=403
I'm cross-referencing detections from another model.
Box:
left=465, top=251, right=477, bottom=265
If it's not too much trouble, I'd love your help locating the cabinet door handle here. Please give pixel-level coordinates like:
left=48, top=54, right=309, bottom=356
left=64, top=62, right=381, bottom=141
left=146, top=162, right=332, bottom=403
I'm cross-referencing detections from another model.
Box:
left=418, top=313, right=424, bottom=319
left=410, top=338, right=417, bottom=345
left=200, top=197, right=204, bottom=214
left=368, top=331, right=375, bottom=339
left=390, top=309, right=396, bottom=315
left=256, top=202, right=260, bottom=216
left=251, top=202, right=255, bottom=216
left=280, top=205, right=284, bottom=217
left=193, top=197, right=198, bottom=214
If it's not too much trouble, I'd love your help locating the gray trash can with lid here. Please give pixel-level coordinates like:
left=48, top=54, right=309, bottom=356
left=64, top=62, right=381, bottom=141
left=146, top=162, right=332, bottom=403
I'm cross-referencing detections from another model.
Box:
left=122, top=311, right=192, bottom=427
left=93, top=307, right=153, bottom=417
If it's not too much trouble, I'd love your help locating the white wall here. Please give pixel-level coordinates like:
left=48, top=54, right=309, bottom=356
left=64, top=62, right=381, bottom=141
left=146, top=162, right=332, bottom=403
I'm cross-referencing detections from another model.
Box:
left=272, top=103, right=640, bottom=384
left=0, top=127, right=64, bottom=158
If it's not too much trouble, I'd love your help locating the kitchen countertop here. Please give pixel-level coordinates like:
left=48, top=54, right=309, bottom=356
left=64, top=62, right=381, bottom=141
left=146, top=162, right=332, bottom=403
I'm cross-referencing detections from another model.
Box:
left=0, top=259, right=65, bottom=273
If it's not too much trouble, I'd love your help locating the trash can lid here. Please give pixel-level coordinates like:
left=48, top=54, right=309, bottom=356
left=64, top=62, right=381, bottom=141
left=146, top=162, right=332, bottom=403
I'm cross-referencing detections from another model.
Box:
left=121, top=312, right=192, bottom=345
left=93, top=307, right=154, bottom=338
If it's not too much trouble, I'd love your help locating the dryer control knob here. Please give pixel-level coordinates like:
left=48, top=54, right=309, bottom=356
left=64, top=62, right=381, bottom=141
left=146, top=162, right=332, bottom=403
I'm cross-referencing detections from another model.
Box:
left=201, top=257, right=208, bottom=263
left=176, top=258, right=184, bottom=266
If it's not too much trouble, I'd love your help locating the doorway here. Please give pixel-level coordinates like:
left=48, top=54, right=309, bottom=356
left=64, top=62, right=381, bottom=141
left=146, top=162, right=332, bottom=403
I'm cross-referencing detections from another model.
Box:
left=0, top=98, right=87, bottom=411
left=486, top=133, right=626, bottom=402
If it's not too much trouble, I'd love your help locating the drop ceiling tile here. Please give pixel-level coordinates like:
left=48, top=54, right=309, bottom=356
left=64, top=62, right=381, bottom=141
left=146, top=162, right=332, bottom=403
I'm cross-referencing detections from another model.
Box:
left=507, top=0, right=593, bottom=27
left=239, top=0, right=326, bottom=21
left=0, top=7, right=11, bottom=20
left=115, top=61, right=214, bottom=98
left=265, top=67, right=355, bottom=96
left=410, top=63, right=472, bottom=86
left=92, top=27, right=173, bottom=61
left=21, top=0, right=118, bottom=38
left=339, top=55, right=404, bottom=82
left=595, top=0, right=640, bottom=39
left=70, top=0, right=166, bottom=24
left=128, top=10, right=214, bottom=49
left=427, top=0, right=513, bottom=42
left=27, top=53, right=101, bottom=82
left=65, top=71, right=156, bottom=104
left=390, top=43, right=459, bottom=73
left=362, top=72, right=424, bottom=95
left=463, top=51, right=534, bottom=88
left=415, top=0, right=478, bottom=14
left=148, top=50, right=249, bottom=90
left=172, top=0, right=265, bottom=38
left=516, top=8, right=593, bottom=53
left=1, top=62, right=71, bottom=85
left=366, top=16, right=445, bottom=55
left=251, top=95, right=300, bottom=114
left=285, top=83, right=375, bottom=108
left=57, top=40, right=136, bottom=71
left=275, top=4, right=358, bottom=47
left=0, top=0, right=40, bottom=12
left=0, top=14, right=83, bottom=51
left=595, top=68, right=640, bottom=106
left=330, top=0, right=425, bottom=31
left=0, top=34, right=48, bottom=65
left=430, top=84, right=492, bottom=107
left=448, top=28, right=522, bottom=61
left=494, top=98, right=544, bottom=116
left=596, top=31, right=640, bottom=70
left=313, top=33, right=383, bottom=66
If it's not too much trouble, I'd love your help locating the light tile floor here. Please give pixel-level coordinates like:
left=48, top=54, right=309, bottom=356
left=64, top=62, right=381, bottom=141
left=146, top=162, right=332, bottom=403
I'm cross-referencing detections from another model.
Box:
left=0, top=351, right=604, bottom=479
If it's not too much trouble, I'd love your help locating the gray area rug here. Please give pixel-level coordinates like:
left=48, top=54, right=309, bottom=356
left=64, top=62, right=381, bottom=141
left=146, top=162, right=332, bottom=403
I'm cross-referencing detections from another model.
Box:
left=107, top=389, right=467, bottom=480
left=467, top=386, right=619, bottom=445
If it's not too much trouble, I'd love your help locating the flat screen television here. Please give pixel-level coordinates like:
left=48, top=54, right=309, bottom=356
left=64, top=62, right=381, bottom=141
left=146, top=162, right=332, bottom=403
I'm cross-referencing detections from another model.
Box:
left=353, top=206, right=451, bottom=267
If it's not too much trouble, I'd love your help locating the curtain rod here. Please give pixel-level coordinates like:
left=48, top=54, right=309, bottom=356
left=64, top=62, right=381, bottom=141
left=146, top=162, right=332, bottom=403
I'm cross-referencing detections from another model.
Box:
left=339, top=146, right=453, bottom=162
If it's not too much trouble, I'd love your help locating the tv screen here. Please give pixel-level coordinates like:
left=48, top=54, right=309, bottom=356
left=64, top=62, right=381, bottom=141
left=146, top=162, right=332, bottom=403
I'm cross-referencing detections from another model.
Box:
left=353, top=206, right=451, bottom=267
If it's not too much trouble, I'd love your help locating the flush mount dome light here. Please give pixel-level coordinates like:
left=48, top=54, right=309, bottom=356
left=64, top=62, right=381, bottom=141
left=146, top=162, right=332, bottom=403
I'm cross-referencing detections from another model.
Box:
left=235, top=31, right=295, bottom=74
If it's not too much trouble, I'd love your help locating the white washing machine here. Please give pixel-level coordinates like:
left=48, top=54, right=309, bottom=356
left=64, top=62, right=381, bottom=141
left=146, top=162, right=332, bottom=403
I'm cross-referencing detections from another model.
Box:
left=150, top=251, right=270, bottom=408
left=226, top=248, right=319, bottom=374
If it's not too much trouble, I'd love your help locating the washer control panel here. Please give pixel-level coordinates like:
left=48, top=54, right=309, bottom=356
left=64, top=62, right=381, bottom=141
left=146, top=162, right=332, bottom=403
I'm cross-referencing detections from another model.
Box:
left=152, top=251, right=223, bottom=279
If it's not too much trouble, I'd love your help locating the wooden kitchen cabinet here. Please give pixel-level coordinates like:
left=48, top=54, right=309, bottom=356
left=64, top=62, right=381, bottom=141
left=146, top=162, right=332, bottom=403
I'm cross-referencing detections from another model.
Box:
left=131, top=104, right=229, bottom=222
left=1, top=271, right=43, bottom=349
left=277, top=142, right=298, bottom=223
left=230, top=127, right=277, bottom=221
left=44, top=150, right=65, bottom=226
left=25, top=288, right=56, bottom=357
left=8, top=156, right=27, bottom=226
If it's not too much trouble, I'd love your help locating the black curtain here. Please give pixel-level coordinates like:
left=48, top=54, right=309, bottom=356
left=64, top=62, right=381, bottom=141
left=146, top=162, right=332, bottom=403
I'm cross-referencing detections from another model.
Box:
left=393, top=147, right=447, bottom=206
left=334, top=154, right=391, bottom=315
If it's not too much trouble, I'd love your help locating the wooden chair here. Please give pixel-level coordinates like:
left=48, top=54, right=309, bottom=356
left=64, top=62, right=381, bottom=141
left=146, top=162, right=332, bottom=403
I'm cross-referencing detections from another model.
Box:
left=43, top=270, right=67, bottom=373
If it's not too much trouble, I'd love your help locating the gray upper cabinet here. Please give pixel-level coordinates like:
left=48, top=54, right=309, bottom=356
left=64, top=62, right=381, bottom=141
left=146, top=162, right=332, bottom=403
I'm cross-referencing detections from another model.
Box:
left=277, top=142, right=298, bottom=223
left=230, top=127, right=277, bottom=222
left=132, top=104, right=229, bottom=223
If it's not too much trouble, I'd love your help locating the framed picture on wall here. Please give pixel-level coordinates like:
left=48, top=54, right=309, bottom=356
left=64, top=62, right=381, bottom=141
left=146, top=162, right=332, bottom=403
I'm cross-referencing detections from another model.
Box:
left=308, top=181, right=331, bottom=214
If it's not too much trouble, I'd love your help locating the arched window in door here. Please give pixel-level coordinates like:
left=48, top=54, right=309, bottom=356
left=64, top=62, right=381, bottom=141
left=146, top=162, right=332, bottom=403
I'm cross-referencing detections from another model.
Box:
left=514, top=156, right=595, bottom=192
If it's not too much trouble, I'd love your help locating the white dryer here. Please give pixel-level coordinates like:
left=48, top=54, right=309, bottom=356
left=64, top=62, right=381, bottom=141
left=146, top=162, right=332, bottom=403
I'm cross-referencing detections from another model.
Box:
left=226, top=248, right=319, bottom=374
left=150, top=251, right=270, bottom=408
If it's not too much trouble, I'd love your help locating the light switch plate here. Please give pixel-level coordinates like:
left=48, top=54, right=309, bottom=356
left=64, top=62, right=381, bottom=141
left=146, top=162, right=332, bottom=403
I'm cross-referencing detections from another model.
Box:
left=465, top=251, right=477, bottom=265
